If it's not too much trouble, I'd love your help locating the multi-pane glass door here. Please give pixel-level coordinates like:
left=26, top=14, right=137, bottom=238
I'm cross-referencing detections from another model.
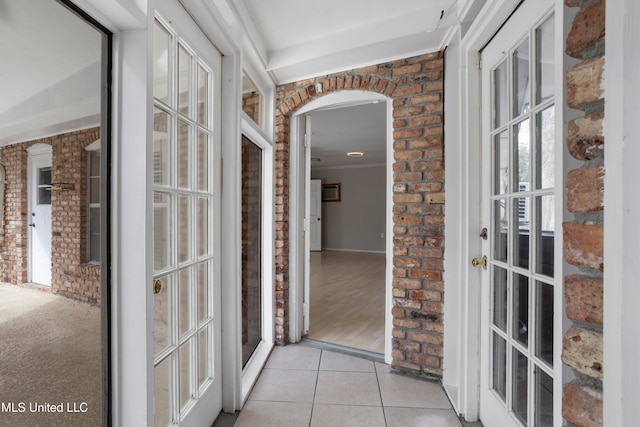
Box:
left=480, top=2, right=556, bottom=426
left=152, top=14, right=221, bottom=427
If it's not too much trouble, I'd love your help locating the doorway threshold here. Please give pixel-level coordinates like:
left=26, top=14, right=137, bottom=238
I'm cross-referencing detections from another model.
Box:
left=301, top=338, right=384, bottom=364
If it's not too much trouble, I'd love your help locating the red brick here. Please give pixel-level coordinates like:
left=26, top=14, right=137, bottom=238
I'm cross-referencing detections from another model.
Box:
left=567, top=112, right=604, bottom=160
left=566, top=0, right=605, bottom=58
left=567, top=57, right=604, bottom=109
left=563, top=382, right=603, bottom=427
left=566, top=167, right=604, bottom=213
left=562, top=327, right=603, bottom=380
left=565, top=275, right=603, bottom=325
left=563, top=223, right=604, bottom=271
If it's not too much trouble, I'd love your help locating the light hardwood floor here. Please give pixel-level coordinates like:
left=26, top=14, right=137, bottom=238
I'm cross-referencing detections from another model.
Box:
left=306, top=250, right=386, bottom=354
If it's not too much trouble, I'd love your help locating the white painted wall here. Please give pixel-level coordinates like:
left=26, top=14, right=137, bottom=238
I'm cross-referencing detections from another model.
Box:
left=312, top=165, right=386, bottom=253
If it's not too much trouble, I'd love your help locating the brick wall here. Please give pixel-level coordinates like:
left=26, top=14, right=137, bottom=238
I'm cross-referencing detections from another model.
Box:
left=242, top=90, right=261, bottom=125
left=0, top=128, right=101, bottom=304
left=275, top=52, right=445, bottom=377
left=562, top=0, right=605, bottom=425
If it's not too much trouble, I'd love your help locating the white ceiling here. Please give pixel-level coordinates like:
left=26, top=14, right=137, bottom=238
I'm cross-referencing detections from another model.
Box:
left=0, top=0, right=101, bottom=145
left=236, top=0, right=458, bottom=83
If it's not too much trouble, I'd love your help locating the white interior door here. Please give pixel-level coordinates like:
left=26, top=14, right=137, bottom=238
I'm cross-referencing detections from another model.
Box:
left=310, top=179, right=322, bottom=251
left=29, top=146, right=52, bottom=286
left=479, top=1, right=556, bottom=426
left=152, top=4, right=222, bottom=426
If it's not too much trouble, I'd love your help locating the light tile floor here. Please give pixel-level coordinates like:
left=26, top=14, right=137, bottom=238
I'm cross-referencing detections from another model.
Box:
left=233, top=344, right=462, bottom=427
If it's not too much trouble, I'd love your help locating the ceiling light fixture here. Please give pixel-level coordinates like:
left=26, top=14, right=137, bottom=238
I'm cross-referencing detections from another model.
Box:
left=347, top=152, right=364, bottom=157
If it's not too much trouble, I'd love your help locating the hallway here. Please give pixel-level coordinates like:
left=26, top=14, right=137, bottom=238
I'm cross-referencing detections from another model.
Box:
left=233, top=343, right=461, bottom=426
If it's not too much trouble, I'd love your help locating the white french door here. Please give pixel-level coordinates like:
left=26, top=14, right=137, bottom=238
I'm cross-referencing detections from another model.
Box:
left=151, top=4, right=222, bottom=426
left=479, top=1, right=556, bottom=426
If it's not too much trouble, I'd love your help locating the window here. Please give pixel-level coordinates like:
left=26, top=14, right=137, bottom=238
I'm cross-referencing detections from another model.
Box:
left=87, top=144, right=100, bottom=263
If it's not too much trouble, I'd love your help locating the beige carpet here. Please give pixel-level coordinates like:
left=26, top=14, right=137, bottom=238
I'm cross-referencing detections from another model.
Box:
left=0, top=283, right=101, bottom=427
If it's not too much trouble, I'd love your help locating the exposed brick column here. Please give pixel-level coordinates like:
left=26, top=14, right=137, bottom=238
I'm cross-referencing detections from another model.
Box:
left=562, top=0, right=605, bottom=425
left=275, top=52, right=445, bottom=378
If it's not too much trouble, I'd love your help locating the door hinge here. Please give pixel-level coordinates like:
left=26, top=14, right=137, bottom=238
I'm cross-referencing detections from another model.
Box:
left=303, top=302, right=309, bottom=319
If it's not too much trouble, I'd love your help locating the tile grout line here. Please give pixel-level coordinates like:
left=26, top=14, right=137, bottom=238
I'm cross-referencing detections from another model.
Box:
left=374, top=361, right=388, bottom=427
left=307, top=349, right=323, bottom=427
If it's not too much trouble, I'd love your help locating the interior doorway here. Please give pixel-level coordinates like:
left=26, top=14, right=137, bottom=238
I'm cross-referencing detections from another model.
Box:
left=291, top=94, right=391, bottom=357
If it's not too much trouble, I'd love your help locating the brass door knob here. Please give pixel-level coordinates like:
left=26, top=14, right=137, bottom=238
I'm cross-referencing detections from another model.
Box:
left=471, top=256, right=487, bottom=270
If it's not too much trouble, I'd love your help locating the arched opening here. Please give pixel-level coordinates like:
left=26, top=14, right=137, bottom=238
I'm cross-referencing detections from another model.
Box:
left=288, top=91, right=394, bottom=362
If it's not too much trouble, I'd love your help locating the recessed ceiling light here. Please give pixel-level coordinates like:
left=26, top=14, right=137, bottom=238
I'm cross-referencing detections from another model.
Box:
left=347, top=152, right=364, bottom=157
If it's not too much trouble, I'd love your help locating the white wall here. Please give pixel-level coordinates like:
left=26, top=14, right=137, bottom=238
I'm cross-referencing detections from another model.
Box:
left=312, top=165, right=386, bottom=253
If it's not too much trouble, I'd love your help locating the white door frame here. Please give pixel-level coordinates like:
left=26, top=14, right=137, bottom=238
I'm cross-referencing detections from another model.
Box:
left=452, top=0, right=565, bottom=422
left=27, top=143, right=53, bottom=286
left=289, top=90, right=393, bottom=363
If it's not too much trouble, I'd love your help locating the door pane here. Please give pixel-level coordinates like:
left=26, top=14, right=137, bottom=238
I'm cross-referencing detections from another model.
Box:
left=535, top=195, right=555, bottom=277
left=513, top=37, right=530, bottom=117
left=154, top=192, right=173, bottom=271
left=155, top=356, right=172, bottom=427
left=513, top=273, right=529, bottom=347
left=536, top=107, right=555, bottom=190
left=514, top=197, right=530, bottom=270
left=154, top=274, right=172, bottom=355
left=197, top=197, right=210, bottom=258
left=197, top=262, right=209, bottom=323
left=493, top=266, right=508, bottom=332
left=535, top=367, right=554, bottom=427
left=178, top=120, right=192, bottom=190
left=179, top=268, right=193, bottom=338
left=493, top=59, right=508, bottom=129
left=536, top=281, right=554, bottom=366
left=154, top=20, right=171, bottom=105
left=512, top=348, right=529, bottom=424
left=179, top=195, right=192, bottom=264
left=536, top=16, right=555, bottom=105
left=494, top=199, right=508, bottom=263
left=197, top=131, right=210, bottom=192
left=178, top=44, right=193, bottom=117
left=197, top=64, right=209, bottom=127
left=198, top=326, right=210, bottom=389
left=515, top=119, right=531, bottom=192
left=179, top=341, right=192, bottom=410
left=241, top=136, right=263, bottom=367
left=154, top=107, right=172, bottom=187
left=494, top=130, right=509, bottom=195
left=492, top=332, right=507, bottom=402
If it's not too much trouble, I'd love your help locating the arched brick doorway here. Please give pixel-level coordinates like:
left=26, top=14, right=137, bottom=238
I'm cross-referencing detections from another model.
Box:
left=275, top=51, right=446, bottom=377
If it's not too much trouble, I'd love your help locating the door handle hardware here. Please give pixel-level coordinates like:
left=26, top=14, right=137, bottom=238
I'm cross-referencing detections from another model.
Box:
left=472, top=255, right=487, bottom=270
left=480, top=227, right=488, bottom=240
left=28, top=223, right=36, bottom=228
left=153, top=279, right=162, bottom=295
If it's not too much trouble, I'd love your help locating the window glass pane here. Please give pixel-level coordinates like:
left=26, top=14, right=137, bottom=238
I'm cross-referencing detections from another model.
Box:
left=197, top=262, right=209, bottom=323
left=242, top=136, right=263, bottom=367
left=153, top=107, right=172, bottom=187
left=153, top=191, right=173, bottom=271
left=493, top=59, right=508, bottom=129
left=178, top=43, right=192, bottom=117
left=198, top=326, right=209, bottom=388
left=38, top=167, right=52, bottom=205
left=492, top=266, right=508, bottom=332
left=536, top=106, right=555, bottom=190
left=197, top=131, right=209, bottom=192
left=515, top=119, right=531, bottom=192
left=514, top=197, right=530, bottom=270
left=536, top=195, right=555, bottom=277
left=154, top=356, right=172, bottom=427
left=536, top=15, right=555, bottom=105
left=179, top=267, right=193, bottom=338
left=242, top=73, right=262, bottom=126
left=197, top=64, right=209, bottom=127
left=494, top=199, right=508, bottom=263
left=154, top=20, right=171, bottom=105
left=492, top=332, right=507, bottom=402
left=178, top=120, right=192, bottom=190
left=536, top=281, right=554, bottom=366
left=179, top=341, right=192, bottom=411
left=514, top=37, right=530, bottom=117
left=513, top=273, right=529, bottom=347
left=512, top=348, right=528, bottom=424
left=154, top=274, right=172, bottom=355
left=535, top=366, right=554, bottom=427
left=178, top=195, right=192, bottom=264
left=89, top=207, right=100, bottom=262
left=493, top=130, right=509, bottom=195
left=197, top=197, right=209, bottom=258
